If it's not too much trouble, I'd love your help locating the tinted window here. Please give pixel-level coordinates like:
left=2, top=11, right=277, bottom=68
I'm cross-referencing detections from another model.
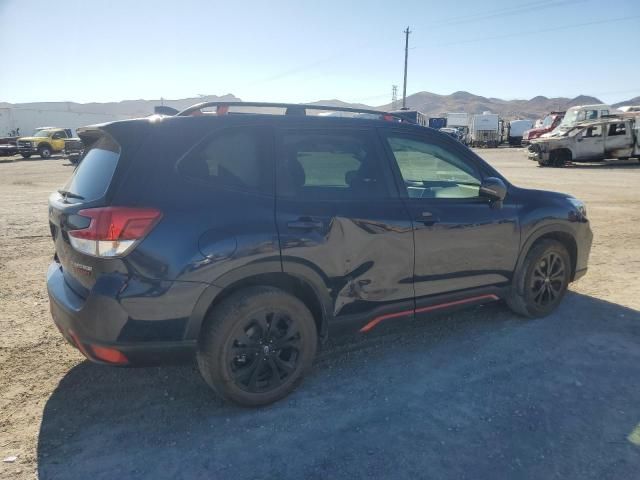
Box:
left=583, top=126, right=602, bottom=138
left=277, top=131, right=387, bottom=200
left=62, top=134, right=120, bottom=201
left=608, top=123, right=626, bottom=136
left=178, top=128, right=267, bottom=193
left=585, top=109, right=598, bottom=120
left=386, top=135, right=481, bottom=199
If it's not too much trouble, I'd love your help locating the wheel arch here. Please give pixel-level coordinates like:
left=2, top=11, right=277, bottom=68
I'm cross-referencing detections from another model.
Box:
left=550, top=147, right=573, bottom=161
left=185, top=271, right=331, bottom=343
left=514, top=224, right=578, bottom=294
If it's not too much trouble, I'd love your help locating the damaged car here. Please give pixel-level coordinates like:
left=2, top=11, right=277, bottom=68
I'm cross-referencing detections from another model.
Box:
left=527, top=115, right=640, bottom=167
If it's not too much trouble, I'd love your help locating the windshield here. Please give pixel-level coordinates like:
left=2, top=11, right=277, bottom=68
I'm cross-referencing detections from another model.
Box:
left=559, top=110, right=580, bottom=127
left=34, top=130, right=53, bottom=137
left=542, top=115, right=554, bottom=127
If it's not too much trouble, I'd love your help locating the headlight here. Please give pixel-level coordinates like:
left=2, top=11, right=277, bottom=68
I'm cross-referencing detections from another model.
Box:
left=568, top=197, right=587, bottom=218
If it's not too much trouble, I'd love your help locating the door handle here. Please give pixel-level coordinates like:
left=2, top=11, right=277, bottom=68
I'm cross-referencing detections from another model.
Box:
left=415, top=211, right=438, bottom=226
left=287, top=217, right=324, bottom=230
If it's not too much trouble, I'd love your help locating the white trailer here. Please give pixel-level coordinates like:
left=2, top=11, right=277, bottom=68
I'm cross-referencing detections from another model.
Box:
left=446, top=112, right=469, bottom=128
left=470, top=112, right=500, bottom=147
left=508, top=119, right=534, bottom=146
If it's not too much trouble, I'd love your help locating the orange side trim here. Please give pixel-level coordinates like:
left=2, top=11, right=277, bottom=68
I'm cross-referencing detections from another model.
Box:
left=359, top=294, right=499, bottom=333
left=359, top=309, right=413, bottom=333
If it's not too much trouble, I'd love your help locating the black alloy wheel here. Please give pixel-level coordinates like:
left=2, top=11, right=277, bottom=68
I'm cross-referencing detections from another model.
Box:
left=197, top=286, right=317, bottom=406
left=530, top=251, right=566, bottom=308
left=227, top=311, right=302, bottom=393
left=506, top=239, right=571, bottom=318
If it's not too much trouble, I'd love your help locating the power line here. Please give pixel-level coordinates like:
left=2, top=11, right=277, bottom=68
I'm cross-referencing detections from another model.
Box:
left=419, top=15, right=640, bottom=47
left=425, top=0, right=586, bottom=28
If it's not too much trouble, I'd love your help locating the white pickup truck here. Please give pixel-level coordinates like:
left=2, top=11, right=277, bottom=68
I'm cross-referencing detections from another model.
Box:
left=527, top=114, right=640, bottom=167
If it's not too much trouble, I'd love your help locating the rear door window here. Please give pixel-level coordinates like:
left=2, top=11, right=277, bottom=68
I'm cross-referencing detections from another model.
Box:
left=276, top=130, right=389, bottom=200
left=62, top=133, right=120, bottom=201
left=177, top=127, right=272, bottom=194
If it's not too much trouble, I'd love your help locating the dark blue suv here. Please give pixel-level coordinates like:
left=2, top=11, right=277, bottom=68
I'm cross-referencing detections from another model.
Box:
left=47, top=102, right=592, bottom=406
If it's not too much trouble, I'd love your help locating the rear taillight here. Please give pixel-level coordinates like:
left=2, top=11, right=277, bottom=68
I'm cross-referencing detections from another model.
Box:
left=68, top=207, right=162, bottom=257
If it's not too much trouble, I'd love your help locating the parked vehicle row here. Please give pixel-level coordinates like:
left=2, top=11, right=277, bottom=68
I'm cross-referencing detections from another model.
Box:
left=46, top=101, right=592, bottom=406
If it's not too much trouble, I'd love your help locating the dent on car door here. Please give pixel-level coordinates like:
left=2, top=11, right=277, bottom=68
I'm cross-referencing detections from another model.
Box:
left=380, top=130, right=520, bottom=304
left=275, top=127, right=415, bottom=329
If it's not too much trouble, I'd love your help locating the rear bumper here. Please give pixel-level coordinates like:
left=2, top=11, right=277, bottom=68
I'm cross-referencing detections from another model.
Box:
left=47, top=262, right=201, bottom=366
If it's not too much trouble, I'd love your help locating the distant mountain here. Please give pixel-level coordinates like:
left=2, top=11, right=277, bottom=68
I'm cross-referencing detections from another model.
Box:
left=1, top=94, right=240, bottom=118
left=612, top=96, right=640, bottom=108
left=2, top=91, right=637, bottom=121
left=375, top=92, right=608, bottom=119
left=308, top=99, right=375, bottom=110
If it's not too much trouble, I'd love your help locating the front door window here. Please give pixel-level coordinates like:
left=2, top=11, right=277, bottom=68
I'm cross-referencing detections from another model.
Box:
left=385, top=136, right=482, bottom=199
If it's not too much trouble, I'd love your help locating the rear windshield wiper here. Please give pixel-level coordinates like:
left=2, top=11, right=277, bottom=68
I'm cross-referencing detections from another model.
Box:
left=57, top=189, right=85, bottom=200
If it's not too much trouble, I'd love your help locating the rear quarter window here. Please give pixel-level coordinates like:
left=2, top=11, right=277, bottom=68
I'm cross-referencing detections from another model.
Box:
left=62, top=133, right=120, bottom=202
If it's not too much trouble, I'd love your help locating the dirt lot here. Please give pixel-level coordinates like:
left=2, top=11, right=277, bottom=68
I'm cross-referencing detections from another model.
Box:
left=1, top=150, right=639, bottom=480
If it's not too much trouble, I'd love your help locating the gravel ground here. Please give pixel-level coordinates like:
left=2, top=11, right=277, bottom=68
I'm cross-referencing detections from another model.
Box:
left=0, top=150, right=639, bottom=480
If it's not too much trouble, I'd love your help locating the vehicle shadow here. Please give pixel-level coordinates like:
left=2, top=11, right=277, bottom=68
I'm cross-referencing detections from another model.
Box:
left=37, top=292, right=640, bottom=480
left=565, top=159, right=640, bottom=169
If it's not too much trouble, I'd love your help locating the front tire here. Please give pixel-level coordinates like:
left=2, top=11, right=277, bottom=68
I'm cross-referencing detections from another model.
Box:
left=20, top=153, right=32, bottom=159
left=550, top=150, right=569, bottom=167
left=38, top=145, right=52, bottom=159
left=507, top=240, right=571, bottom=318
left=197, top=286, right=318, bottom=407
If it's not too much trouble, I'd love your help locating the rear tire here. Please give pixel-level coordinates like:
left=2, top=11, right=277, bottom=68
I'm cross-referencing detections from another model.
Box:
left=506, top=240, right=571, bottom=318
left=20, top=153, right=31, bottom=159
left=197, top=286, right=317, bottom=407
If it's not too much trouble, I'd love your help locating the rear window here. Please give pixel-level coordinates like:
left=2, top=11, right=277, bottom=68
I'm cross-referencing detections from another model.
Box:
left=62, top=134, right=120, bottom=201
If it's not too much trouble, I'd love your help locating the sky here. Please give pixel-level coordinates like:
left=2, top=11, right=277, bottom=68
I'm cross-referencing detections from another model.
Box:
left=1, top=0, right=639, bottom=105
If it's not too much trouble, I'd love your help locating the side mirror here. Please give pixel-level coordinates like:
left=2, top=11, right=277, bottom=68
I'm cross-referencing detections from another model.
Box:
left=479, top=177, right=507, bottom=202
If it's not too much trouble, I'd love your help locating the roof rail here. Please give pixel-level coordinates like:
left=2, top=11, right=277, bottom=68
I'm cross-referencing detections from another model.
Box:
left=601, top=112, right=640, bottom=119
left=175, top=101, right=411, bottom=123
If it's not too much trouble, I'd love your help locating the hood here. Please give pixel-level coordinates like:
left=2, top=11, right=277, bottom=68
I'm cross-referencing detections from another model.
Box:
left=531, top=134, right=568, bottom=144
left=17, top=137, right=45, bottom=142
left=526, top=126, right=552, bottom=135
left=511, top=185, right=574, bottom=202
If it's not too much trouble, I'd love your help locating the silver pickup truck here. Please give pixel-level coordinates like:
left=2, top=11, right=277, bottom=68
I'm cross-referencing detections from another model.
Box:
left=527, top=115, right=640, bottom=167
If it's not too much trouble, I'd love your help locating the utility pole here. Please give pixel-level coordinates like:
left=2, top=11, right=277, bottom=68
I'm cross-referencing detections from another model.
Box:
left=402, top=26, right=411, bottom=109
left=392, top=85, right=398, bottom=110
